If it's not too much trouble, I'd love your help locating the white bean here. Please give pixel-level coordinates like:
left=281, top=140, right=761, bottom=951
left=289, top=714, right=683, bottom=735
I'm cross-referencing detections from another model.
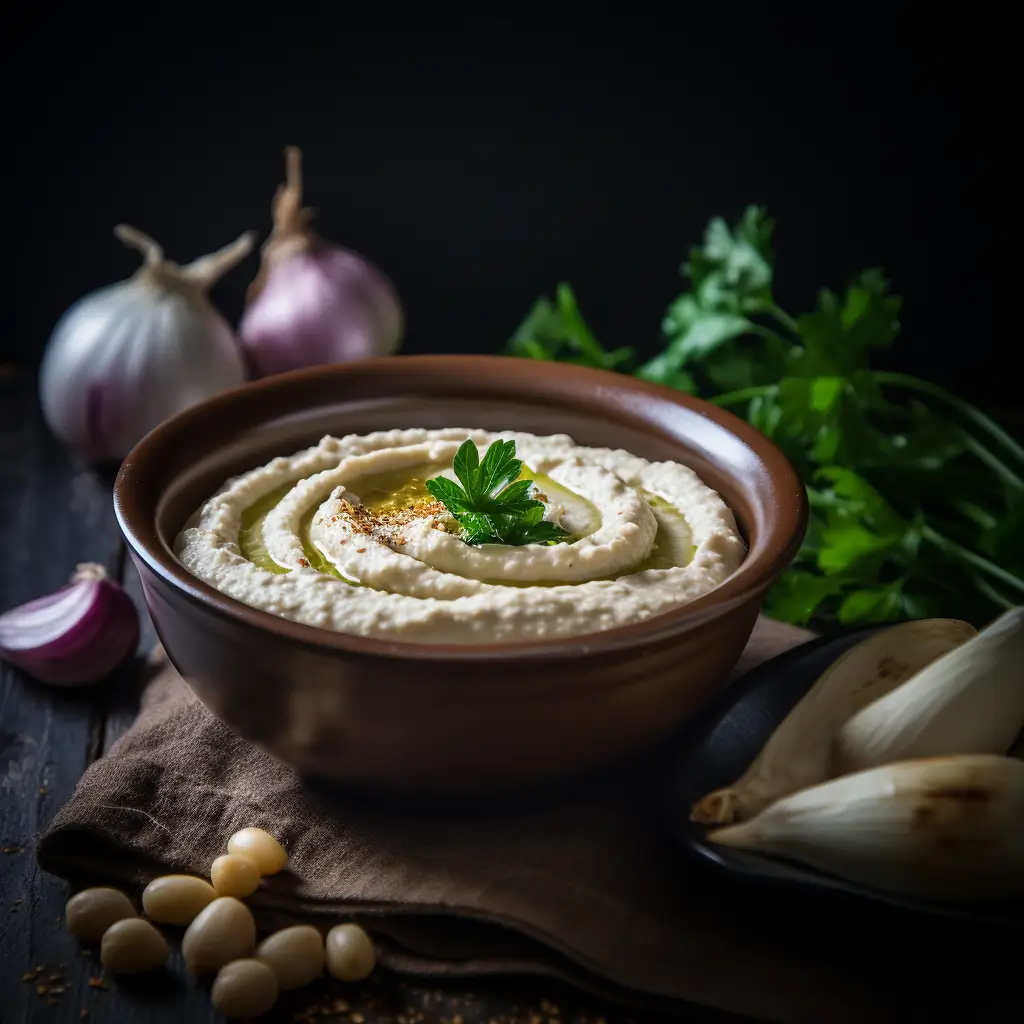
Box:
left=100, top=918, right=169, bottom=974
left=142, top=874, right=217, bottom=925
left=227, top=827, right=288, bottom=875
left=65, top=887, right=136, bottom=941
left=210, top=854, right=261, bottom=898
left=325, top=923, right=376, bottom=981
left=182, top=897, right=256, bottom=976
left=212, top=958, right=279, bottom=1018
left=256, top=925, right=324, bottom=990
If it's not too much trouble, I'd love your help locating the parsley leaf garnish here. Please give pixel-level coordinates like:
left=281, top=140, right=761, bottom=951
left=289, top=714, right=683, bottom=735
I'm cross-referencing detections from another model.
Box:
left=505, top=206, right=1024, bottom=628
left=507, top=284, right=635, bottom=372
left=425, top=439, right=571, bottom=547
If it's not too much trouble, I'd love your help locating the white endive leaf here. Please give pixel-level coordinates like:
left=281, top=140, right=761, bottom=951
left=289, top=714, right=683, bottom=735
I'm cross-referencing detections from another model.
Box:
left=690, top=618, right=977, bottom=824
left=835, top=607, right=1024, bottom=773
left=709, top=754, right=1024, bottom=901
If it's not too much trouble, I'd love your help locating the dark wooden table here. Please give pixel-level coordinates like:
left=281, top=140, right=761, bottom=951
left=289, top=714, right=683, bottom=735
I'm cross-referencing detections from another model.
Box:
left=1, top=366, right=720, bottom=1024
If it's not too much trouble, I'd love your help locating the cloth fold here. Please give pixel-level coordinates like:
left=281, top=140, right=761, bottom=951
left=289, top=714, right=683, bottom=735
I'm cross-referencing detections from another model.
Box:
left=37, top=619, right=1019, bottom=1024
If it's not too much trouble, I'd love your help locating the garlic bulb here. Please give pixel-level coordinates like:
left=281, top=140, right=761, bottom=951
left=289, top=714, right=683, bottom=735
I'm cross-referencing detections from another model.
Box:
left=709, top=754, right=1024, bottom=900
left=40, top=225, right=255, bottom=463
left=690, top=618, right=977, bottom=824
left=835, top=607, right=1024, bottom=774
left=239, top=147, right=404, bottom=377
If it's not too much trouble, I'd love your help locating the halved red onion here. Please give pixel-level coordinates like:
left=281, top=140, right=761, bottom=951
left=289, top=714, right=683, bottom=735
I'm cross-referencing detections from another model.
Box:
left=0, top=563, right=139, bottom=686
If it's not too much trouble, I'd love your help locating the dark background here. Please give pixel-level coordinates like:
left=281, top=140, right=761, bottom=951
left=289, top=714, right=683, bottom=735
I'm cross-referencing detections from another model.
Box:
left=7, top=10, right=1010, bottom=411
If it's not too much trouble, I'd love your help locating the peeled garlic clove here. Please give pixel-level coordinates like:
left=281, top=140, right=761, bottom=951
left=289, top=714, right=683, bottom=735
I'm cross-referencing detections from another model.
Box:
left=227, top=827, right=288, bottom=875
left=212, top=958, right=279, bottom=1018
left=211, top=853, right=262, bottom=898
left=691, top=618, right=977, bottom=824
left=208, top=856, right=260, bottom=897
left=65, top=886, right=136, bottom=941
left=142, top=874, right=218, bottom=925
left=100, top=918, right=169, bottom=974
left=182, top=897, right=256, bottom=976
left=256, top=924, right=325, bottom=990
left=709, top=754, right=1024, bottom=901
left=835, top=608, right=1024, bottom=774
left=326, top=923, right=376, bottom=981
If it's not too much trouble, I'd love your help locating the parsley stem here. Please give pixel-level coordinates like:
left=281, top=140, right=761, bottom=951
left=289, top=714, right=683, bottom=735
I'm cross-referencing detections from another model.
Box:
left=767, top=304, right=800, bottom=335
left=750, top=323, right=793, bottom=349
left=874, top=371, right=1024, bottom=466
left=710, top=384, right=779, bottom=407
left=972, top=574, right=1017, bottom=612
left=961, top=434, right=1024, bottom=491
left=920, top=525, right=1024, bottom=595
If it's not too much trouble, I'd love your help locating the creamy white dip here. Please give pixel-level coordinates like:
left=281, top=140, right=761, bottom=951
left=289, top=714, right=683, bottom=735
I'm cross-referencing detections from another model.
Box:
left=174, top=428, right=745, bottom=643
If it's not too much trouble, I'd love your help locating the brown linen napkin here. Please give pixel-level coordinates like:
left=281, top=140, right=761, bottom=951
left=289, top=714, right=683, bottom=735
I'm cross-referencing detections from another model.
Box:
left=36, top=619, right=1020, bottom=1024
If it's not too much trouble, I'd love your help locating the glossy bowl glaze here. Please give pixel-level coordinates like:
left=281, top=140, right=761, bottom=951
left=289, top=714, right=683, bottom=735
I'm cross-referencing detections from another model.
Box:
left=114, top=355, right=806, bottom=800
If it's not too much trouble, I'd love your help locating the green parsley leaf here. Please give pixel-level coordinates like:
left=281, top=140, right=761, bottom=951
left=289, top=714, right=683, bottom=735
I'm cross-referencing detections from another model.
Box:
left=764, top=570, right=846, bottom=626
left=424, top=476, right=470, bottom=514
left=477, top=439, right=522, bottom=499
left=836, top=585, right=904, bottom=625
left=640, top=313, right=752, bottom=377
left=506, top=284, right=634, bottom=372
left=452, top=437, right=481, bottom=489
left=791, top=269, right=902, bottom=376
left=426, top=439, right=571, bottom=547
left=689, top=205, right=776, bottom=306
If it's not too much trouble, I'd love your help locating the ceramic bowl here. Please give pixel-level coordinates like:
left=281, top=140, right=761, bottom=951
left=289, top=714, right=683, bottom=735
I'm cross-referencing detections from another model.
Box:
left=114, top=355, right=806, bottom=800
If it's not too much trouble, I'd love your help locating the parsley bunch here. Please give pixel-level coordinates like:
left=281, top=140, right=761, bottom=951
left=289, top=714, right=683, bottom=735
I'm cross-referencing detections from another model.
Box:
left=506, top=207, right=1023, bottom=629
left=426, top=439, right=570, bottom=546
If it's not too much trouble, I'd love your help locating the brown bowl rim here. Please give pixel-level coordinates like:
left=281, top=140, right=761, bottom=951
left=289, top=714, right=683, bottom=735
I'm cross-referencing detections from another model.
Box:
left=114, top=355, right=807, bottom=663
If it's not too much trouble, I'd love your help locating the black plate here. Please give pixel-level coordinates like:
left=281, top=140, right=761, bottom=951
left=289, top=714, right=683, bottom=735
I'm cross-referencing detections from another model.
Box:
left=667, top=628, right=1024, bottom=927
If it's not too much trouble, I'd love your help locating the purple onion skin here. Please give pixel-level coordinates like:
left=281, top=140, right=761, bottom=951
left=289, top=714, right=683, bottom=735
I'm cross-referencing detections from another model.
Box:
left=239, top=246, right=403, bottom=378
left=0, top=579, right=140, bottom=687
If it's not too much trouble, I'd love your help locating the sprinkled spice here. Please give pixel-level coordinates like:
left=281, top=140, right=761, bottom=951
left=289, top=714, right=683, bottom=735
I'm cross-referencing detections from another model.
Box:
left=329, top=496, right=451, bottom=551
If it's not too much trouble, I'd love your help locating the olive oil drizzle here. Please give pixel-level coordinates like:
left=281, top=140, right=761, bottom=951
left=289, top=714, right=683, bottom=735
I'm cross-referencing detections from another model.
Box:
left=236, top=465, right=694, bottom=588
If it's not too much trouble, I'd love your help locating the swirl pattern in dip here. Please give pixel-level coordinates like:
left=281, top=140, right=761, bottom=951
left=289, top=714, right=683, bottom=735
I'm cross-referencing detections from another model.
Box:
left=175, top=428, right=746, bottom=643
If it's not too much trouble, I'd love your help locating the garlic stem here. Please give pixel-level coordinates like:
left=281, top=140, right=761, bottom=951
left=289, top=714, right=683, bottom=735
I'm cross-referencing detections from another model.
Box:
left=270, top=145, right=315, bottom=239
left=277, top=146, right=303, bottom=230
left=114, top=224, right=164, bottom=266
left=690, top=618, right=978, bottom=824
left=248, top=146, right=318, bottom=302
left=181, top=232, right=257, bottom=290
left=113, top=224, right=255, bottom=292
left=708, top=754, right=1024, bottom=901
